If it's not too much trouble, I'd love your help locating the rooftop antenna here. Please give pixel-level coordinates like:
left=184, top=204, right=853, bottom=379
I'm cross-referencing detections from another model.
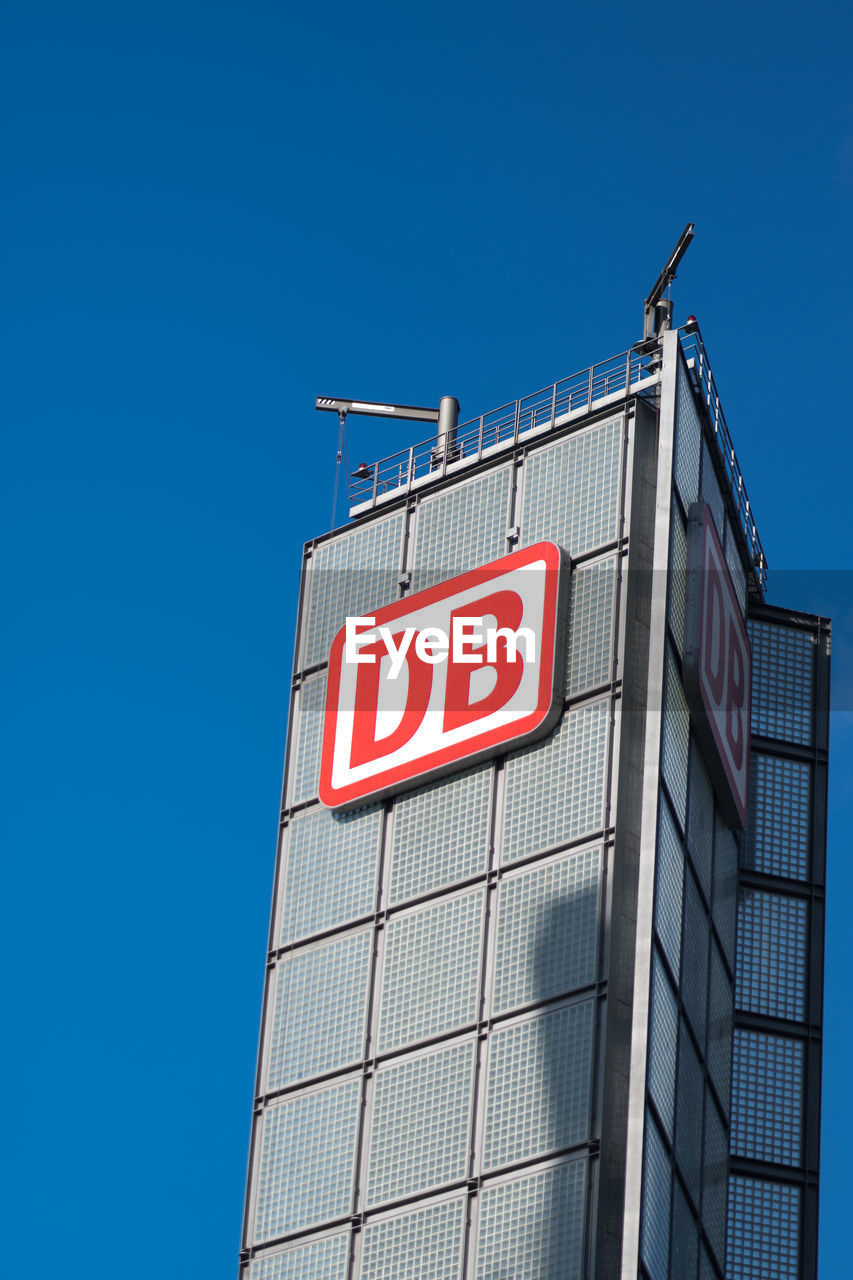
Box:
left=642, top=222, right=695, bottom=340
left=316, top=395, right=459, bottom=520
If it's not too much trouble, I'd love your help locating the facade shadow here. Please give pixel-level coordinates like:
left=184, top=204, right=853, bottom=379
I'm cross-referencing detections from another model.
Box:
left=479, top=872, right=598, bottom=1280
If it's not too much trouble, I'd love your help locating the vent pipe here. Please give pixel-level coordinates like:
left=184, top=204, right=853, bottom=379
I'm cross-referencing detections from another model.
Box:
left=435, top=396, right=460, bottom=463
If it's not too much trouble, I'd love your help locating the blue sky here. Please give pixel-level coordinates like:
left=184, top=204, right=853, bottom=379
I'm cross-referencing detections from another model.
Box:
left=3, top=1, right=851, bottom=1276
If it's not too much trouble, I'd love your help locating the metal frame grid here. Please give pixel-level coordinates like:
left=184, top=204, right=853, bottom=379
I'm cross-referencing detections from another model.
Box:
left=241, top=331, right=821, bottom=1280
left=635, top=341, right=826, bottom=1280
left=727, top=604, right=829, bottom=1280
left=348, top=350, right=655, bottom=514
left=241, top=391, right=642, bottom=1279
left=639, top=349, right=828, bottom=1280
left=346, top=328, right=768, bottom=602
left=639, top=338, right=763, bottom=1280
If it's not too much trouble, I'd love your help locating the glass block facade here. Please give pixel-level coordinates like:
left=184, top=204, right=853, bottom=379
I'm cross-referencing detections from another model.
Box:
left=244, top=410, right=626, bottom=1279
left=639, top=364, right=742, bottom=1278
left=638, top=354, right=828, bottom=1280
left=726, top=606, right=828, bottom=1280
left=243, top=332, right=828, bottom=1280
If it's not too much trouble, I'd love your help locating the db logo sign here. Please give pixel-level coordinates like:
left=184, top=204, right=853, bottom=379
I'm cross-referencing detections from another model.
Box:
left=684, top=503, right=751, bottom=828
left=319, top=542, right=568, bottom=809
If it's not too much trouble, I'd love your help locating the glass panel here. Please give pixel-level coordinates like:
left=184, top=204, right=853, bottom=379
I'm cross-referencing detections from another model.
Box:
left=492, top=846, right=600, bottom=1014
left=360, top=1196, right=466, bottom=1280
left=566, top=554, right=616, bottom=695
left=745, top=753, right=810, bottom=881
left=482, top=1000, right=594, bottom=1170
left=671, top=1178, right=699, bottom=1280
left=289, top=674, right=327, bottom=806
left=736, top=890, right=807, bottom=1021
left=411, top=466, right=512, bottom=592
left=706, top=939, right=733, bottom=1117
left=388, top=764, right=491, bottom=905
left=726, top=1177, right=800, bottom=1280
left=377, top=889, right=485, bottom=1053
left=682, top=869, right=709, bottom=1050
left=698, top=1243, right=717, bottom=1280
left=713, top=813, right=739, bottom=970
left=749, top=621, right=814, bottom=746
left=279, top=806, right=381, bottom=946
left=702, top=1091, right=728, bottom=1266
left=366, top=1040, right=475, bottom=1206
left=724, top=516, right=747, bottom=614
left=475, top=1159, right=586, bottom=1280
left=502, top=699, right=608, bottom=864
left=641, top=1112, right=671, bottom=1279
left=675, top=1021, right=704, bottom=1208
left=248, top=1233, right=349, bottom=1280
left=662, top=647, right=690, bottom=830
left=688, top=741, right=714, bottom=901
left=674, top=363, right=701, bottom=508
left=648, top=951, right=678, bottom=1139
left=731, top=1030, right=804, bottom=1166
left=267, top=930, right=371, bottom=1090
left=521, top=417, right=622, bottom=556
left=701, top=440, right=724, bottom=542
left=302, top=513, right=405, bottom=669
left=253, top=1078, right=361, bottom=1242
left=669, top=501, right=687, bottom=656
left=655, top=796, right=684, bottom=980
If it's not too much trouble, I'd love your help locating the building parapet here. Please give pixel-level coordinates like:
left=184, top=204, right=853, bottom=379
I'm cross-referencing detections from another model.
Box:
left=347, top=327, right=768, bottom=595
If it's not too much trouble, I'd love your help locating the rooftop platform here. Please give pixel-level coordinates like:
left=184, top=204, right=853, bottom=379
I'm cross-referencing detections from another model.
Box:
left=347, top=327, right=767, bottom=596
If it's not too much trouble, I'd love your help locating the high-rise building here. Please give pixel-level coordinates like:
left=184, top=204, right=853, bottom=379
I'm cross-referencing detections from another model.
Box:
left=239, top=318, right=829, bottom=1279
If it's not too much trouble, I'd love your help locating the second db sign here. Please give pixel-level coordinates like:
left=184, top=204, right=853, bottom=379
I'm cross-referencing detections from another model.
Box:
left=684, top=502, right=752, bottom=828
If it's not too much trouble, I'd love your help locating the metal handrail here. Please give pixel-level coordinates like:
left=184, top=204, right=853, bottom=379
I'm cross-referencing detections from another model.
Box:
left=679, top=330, right=767, bottom=594
left=348, top=346, right=659, bottom=508
left=347, top=329, right=767, bottom=596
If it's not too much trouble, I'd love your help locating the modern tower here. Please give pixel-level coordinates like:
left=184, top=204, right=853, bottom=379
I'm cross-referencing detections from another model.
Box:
left=239, top=303, right=828, bottom=1278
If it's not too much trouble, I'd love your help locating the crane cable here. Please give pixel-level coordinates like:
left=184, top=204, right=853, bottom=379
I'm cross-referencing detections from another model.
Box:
left=330, top=410, right=347, bottom=528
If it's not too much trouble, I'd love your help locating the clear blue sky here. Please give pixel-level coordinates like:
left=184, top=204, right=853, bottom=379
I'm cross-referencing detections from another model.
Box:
left=3, top=1, right=851, bottom=1276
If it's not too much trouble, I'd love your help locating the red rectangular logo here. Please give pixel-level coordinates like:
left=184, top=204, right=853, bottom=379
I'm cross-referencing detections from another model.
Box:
left=684, top=503, right=751, bottom=828
left=319, top=542, right=567, bottom=809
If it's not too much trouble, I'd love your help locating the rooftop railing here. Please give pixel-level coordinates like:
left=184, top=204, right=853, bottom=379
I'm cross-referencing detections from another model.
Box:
left=348, top=346, right=661, bottom=512
left=679, top=330, right=767, bottom=593
left=348, top=327, right=768, bottom=594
